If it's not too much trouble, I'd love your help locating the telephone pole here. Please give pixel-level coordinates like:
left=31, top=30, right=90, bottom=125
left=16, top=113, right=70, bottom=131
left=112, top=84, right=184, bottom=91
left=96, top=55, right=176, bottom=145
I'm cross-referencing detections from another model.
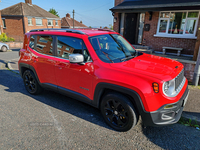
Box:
left=73, top=9, right=75, bottom=28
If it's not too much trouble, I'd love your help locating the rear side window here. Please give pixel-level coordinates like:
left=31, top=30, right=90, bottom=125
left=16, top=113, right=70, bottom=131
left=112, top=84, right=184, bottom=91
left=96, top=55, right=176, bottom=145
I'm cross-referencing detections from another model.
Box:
left=29, top=35, right=35, bottom=49
left=29, top=35, right=53, bottom=56
left=57, top=36, right=91, bottom=62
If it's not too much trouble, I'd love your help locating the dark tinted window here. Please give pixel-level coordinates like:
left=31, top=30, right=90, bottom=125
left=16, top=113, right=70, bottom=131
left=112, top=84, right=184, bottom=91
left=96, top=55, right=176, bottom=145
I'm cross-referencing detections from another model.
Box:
left=89, top=34, right=136, bottom=63
left=29, top=35, right=35, bottom=49
left=36, top=36, right=53, bottom=55
left=57, top=36, right=91, bottom=62
left=29, top=35, right=53, bottom=55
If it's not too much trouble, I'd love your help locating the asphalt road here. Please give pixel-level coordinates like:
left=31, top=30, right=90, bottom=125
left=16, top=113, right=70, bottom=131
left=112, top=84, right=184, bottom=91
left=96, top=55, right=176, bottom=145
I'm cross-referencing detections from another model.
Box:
left=0, top=50, right=200, bottom=150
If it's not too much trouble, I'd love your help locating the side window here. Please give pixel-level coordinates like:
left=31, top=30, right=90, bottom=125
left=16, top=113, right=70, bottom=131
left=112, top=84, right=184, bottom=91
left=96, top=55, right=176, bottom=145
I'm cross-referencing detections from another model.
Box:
left=29, top=35, right=53, bottom=55
left=36, top=35, right=53, bottom=55
left=29, top=35, right=35, bottom=49
left=57, top=36, right=91, bottom=62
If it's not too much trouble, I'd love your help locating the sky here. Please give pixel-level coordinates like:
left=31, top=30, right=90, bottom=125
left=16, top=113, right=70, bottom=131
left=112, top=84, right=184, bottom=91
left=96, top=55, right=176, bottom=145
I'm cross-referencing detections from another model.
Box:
left=0, top=0, right=115, bottom=28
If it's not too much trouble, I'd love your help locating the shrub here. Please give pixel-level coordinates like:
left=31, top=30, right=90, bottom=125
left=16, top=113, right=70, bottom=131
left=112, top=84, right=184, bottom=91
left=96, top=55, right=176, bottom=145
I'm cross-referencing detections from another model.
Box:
left=0, top=33, right=15, bottom=42
left=7, top=37, right=15, bottom=42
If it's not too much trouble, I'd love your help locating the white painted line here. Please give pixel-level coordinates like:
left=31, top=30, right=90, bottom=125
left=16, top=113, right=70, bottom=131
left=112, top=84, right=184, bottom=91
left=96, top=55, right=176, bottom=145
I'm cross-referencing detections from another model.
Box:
left=44, top=105, right=68, bottom=145
left=7, top=58, right=19, bottom=74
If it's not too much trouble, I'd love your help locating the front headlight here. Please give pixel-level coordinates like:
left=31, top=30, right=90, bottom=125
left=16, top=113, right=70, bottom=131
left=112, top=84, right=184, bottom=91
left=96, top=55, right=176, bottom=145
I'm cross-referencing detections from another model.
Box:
left=162, top=79, right=176, bottom=97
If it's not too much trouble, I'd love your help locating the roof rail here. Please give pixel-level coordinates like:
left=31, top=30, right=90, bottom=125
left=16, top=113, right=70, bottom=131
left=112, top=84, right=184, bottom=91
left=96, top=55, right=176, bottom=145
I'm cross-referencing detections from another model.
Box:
left=29, top=28, right=86, bottom=34
left=77, top=28, right=114, bottom=32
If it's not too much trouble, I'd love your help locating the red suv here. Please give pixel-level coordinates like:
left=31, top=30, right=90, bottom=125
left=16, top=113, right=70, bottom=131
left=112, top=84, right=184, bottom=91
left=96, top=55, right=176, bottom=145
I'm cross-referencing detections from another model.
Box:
left=18, top=28, right=189, bottom=131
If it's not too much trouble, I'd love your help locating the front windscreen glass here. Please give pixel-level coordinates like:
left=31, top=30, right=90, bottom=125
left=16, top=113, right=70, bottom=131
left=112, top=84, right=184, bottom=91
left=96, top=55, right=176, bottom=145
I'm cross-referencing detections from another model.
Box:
left=89, top=34, right=136, bottom=63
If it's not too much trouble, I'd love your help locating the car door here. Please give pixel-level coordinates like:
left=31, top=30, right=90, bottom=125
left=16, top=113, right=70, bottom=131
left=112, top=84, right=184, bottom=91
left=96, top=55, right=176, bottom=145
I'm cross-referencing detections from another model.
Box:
left=28, top=35, right=57, bottom=85
left=54, top=35, right=94, bottom=100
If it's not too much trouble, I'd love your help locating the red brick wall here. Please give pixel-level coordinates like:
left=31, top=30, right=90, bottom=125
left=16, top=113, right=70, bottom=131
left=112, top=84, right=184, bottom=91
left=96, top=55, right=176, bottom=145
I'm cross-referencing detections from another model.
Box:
left=181, top=62, right=195, bottom=82
left=143, top=12, right=200, bottom=55
left=113, top=0, right=124, bottom=32
left=2, top=16, right=61, bottom=42
left=0, top=11, right=3, bottom=34
left=113, top=13, right=120, bottom=32
left=24, top=17, right=61, bottom=33
left=2, top=16, right=24, bottom=41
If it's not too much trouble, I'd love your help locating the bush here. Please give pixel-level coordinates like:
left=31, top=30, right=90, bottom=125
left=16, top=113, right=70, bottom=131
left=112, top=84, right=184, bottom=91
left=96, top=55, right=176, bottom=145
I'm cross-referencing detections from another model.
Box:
left=0, top=33, right=15, bottom=42
left=7, top=37, right=15, bottom=42
left=1, top=38, right=8, bottom=42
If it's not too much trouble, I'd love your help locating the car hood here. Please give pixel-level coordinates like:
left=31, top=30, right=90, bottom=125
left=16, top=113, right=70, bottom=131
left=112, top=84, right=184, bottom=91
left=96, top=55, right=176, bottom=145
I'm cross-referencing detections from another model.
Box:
left=109, top=53, right=184, bottom=81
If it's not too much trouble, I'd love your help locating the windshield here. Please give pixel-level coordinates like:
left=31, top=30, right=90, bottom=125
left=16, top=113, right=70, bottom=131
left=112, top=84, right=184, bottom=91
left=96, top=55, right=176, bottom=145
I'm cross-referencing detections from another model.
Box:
left=89, top=34, right=136, bottom=63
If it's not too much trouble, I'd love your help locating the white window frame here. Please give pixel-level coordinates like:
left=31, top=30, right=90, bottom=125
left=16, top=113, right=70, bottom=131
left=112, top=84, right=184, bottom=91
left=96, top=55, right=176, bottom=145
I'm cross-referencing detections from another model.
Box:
left=28, top=17, right=33, bottom=26
left=55, top=20, right=58, bottom=26
left=155, top=10, right=200, bottom=39
left=2, top=18, right=6, bottom=28
left=48, top=19, right=53, bottom=26
left=35, top=18, right=43, bottom=26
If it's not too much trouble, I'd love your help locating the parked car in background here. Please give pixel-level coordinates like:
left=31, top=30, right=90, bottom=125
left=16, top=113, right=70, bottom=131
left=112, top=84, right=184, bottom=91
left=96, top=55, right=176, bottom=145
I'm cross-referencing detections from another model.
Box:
left=0, top=42, right=9, bottom=52
left=18, top=28, right=189, bottom=131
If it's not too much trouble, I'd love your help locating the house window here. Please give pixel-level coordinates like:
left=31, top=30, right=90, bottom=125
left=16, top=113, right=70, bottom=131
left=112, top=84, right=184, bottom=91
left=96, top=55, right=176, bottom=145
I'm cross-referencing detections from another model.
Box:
left=2, top=18, right=6, bottom=28
left=28, top=17, right=32, bottom=26
left=36, top=18, right=43, bottom=26
left=48, top=19, right=53, bottom=26
left=156, top=11, right=199, bottom=38
left=55, top=20, right=58, bottom=26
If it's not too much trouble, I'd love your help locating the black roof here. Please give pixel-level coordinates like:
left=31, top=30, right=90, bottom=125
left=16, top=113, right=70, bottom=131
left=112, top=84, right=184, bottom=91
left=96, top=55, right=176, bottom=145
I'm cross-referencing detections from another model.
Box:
left=110, top=0, right=200, bottom=12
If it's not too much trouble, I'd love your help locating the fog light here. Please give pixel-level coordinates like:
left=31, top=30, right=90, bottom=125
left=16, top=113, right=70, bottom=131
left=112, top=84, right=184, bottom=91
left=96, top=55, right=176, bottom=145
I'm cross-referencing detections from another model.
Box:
left=164, top=105, right=174, bottom=109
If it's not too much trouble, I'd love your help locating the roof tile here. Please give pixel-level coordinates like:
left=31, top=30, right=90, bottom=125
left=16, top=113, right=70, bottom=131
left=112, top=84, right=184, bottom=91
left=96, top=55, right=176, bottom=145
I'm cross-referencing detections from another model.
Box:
left=1, top=2, right=59, bottom=19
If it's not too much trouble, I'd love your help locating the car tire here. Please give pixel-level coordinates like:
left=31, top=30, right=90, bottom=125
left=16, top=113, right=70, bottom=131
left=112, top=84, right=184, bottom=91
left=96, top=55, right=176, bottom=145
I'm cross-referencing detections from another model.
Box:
left=100, top=92, right=139, bottom=132
left=23, top=70, right=43, bottom=95
left=1, top=46, right=7, bottom=52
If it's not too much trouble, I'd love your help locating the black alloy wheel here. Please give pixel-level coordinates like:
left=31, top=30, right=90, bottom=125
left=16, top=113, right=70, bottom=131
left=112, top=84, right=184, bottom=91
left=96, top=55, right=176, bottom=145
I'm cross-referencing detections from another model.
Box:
left=23, top=70, right=43, bottom=95
left=101, top=92, right=138, bottom=132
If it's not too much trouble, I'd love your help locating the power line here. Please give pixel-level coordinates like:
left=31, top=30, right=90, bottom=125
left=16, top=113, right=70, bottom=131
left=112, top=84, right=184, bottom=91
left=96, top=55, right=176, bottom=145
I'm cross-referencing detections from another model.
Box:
left=75, top=12, right=107, bottom=24
left=81, top=1, right=113, bottom=13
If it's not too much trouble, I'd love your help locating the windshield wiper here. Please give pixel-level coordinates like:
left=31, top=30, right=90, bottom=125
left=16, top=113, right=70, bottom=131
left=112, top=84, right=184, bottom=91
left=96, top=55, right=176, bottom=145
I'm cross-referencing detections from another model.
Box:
left=121, top=55, right=135, bottom=61
left=101, top=50, right=114, bottom=63
left=100, top=50, right=123, bottom=63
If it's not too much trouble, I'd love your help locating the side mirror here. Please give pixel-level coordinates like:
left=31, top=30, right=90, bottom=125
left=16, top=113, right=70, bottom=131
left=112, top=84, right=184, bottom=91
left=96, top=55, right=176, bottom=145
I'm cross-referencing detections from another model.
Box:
left=69, top=54, right=84, bottom=64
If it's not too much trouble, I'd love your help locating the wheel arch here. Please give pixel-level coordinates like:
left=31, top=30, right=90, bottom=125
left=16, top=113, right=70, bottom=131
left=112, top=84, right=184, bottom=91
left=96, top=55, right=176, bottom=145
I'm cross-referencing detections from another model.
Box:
left=93, top=82, right=146, bottom=116
left=19, top=63, right=41, bottom=85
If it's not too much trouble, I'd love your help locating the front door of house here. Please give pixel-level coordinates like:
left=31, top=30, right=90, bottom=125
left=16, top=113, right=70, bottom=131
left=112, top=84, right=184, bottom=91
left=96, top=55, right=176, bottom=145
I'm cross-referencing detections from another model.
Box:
left=124, top=13, right=138, bottom=44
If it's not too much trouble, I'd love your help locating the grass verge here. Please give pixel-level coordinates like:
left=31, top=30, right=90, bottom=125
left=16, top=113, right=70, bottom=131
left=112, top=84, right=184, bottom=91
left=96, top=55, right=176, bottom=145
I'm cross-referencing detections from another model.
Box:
left=178, top=117, right=200, bottom=130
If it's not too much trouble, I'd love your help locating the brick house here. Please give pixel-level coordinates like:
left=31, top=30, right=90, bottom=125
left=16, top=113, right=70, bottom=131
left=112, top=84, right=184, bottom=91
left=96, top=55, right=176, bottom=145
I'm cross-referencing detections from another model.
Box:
left=0, top=11, right=3, bottom=34
left=110, top=0, right=200, bottom=55
left=61, top=13, right=87, bottom=29
left=1, top=0, right=61, bottom=41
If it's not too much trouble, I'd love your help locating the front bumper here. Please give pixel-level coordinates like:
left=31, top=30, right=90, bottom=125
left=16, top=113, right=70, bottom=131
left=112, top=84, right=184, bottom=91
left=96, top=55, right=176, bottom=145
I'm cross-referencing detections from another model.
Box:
left=141, top=86, right=189, bottom=126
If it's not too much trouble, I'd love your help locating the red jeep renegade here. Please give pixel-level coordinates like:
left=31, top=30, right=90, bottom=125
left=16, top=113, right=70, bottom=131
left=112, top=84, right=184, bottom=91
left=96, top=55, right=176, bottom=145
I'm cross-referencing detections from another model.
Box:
left=18, top=28, right=189, bottom=131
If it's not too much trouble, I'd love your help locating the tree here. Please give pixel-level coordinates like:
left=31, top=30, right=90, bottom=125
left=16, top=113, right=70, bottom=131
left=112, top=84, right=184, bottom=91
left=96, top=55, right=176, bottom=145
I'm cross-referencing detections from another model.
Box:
left=109, top=24, right=113, bottom=30
left=49, top=8, right=59, bottom=17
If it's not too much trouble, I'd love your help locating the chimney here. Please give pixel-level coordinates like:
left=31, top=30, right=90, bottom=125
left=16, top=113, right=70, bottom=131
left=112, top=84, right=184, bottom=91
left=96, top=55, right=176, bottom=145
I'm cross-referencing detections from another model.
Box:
left=25, top=0, right=32, bottom=5
left=80, top=21, right=82, bottom=24
left=66, top=13, right=70, bottom=18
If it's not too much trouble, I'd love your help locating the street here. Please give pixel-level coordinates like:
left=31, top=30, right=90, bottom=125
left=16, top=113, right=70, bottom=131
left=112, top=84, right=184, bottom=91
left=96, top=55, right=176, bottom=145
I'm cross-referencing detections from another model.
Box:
left=0, top=50, right=200, bottom=150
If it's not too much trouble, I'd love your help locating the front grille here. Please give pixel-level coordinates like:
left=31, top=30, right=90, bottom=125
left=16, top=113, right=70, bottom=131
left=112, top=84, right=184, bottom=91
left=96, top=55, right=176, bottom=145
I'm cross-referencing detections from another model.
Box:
left=175, top=69, right=184, bottom=91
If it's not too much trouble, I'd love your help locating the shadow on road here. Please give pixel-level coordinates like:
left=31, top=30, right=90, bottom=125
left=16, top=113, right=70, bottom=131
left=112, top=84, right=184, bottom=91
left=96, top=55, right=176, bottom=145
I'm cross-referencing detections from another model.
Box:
left=0, top=66, right=112, bottom=131
left=10, top=48, right=20, bottom=52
